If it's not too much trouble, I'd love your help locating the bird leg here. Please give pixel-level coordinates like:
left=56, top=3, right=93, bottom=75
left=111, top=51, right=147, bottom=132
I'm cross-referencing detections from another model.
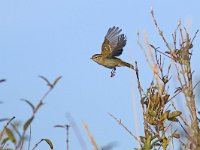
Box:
left=110, top=68, right=116, bottom=77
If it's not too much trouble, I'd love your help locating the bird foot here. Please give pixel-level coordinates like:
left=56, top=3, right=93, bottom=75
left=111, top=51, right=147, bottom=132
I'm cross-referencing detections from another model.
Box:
left=110, top=68, right=116, bottom=77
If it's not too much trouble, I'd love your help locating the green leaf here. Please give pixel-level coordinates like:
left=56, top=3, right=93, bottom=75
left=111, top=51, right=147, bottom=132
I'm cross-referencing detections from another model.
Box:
left=161, top=137, right=170, bottom=149
left=144, top=134, right=152, bottom=150
left=42, top=138, right=53, bottom=149
left=162, top=76, right=169, bottom=84
left=139, top=136, right=145, bottom=143
left=168, top=111, right=182, bottom=118
left=5, top=128, right=16, bottom=143
left=160, top=111, right=170, bottom=122
left=23, top=116, right=34, bottom=131
left=172, top=133, right=180, bottom=139
left=148, top=118, right=156, bottom=125
left=149, top=110, right=157, bottom=117
left=1, top=137, right=9, bottom=145
left=158, top=126, right=165, bottom=131
left=168, top=117, right=179, bottom=122
left=162, top=94, right=170, bottom=103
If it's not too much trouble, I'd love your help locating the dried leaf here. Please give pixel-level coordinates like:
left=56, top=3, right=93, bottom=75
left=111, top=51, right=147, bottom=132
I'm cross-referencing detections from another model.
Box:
left=53, top=76, right=62, bottom=86
left=39, top=75, right=53, bottom=88
left=42, top=138, right=53, bottom=149
left=54, top=125, right=65, bottom=128
left=5, top=128, right=16, bottom=143
left=0, top=118, right=10, bottom=122
left=0, top=79, right=6, bottom=83
left=21, top=99, right=35, bottom=112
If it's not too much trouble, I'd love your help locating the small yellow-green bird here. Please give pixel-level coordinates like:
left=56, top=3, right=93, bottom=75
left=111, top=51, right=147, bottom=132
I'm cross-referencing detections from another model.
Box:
left=91, top=26, right=134, bottom=77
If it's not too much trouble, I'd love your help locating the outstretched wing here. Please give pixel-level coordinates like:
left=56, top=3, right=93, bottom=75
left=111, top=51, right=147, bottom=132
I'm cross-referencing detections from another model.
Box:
left=101, top=26, right=127, bottom=58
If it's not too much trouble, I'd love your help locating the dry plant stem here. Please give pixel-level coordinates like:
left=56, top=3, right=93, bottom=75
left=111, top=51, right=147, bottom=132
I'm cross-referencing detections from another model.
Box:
left=138, top=33, right=164, bottom=85
left=180, top=64, right=187, bottom=86
left=186, top=62, right=198, bottom=130
left=34, top=87, right=52, bottom=113
left=177, top=120, right=190, bottom=138
left=66, top=125, right=70, bottom=150
left=32, top=139, right=43, bottom=150
left=171, top=126, right=174, bottom=150
left=137, top=33, right=152, bottom=69
left=134, top=62, right=149, bottom=137
left=144, top=33, right=164, bottom=96
left=28, top=125, right=32, bottom=150
left=108, top=113, right=142, bottom=145
left=150, top=9, right=172, bottom=52
left=151, top=8, right=199, bottom=144
left=173, top=42, right=198, bottom=143
left=83, top=122, right=98, bottom=150
left=184, top=30, right=199, bottom=136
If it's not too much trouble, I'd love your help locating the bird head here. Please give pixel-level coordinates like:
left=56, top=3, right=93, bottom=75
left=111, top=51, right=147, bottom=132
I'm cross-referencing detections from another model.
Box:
left=91, top=54, right=102, bottom=63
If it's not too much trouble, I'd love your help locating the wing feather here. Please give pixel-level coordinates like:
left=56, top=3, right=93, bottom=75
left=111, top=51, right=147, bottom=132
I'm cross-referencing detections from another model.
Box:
left=101, top=26, right=126, bottom=57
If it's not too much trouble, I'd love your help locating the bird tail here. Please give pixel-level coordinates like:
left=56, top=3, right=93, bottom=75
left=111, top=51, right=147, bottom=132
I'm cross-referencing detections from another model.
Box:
left=121, top=61, right=135, bottom=70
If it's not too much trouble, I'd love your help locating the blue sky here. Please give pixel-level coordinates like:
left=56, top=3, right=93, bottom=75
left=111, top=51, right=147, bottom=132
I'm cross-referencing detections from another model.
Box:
left=0, top=0, right=200, bottom=149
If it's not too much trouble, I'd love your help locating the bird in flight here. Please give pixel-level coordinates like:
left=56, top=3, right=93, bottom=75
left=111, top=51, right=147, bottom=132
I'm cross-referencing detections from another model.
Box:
left=91, top=26, right=134, bottom=77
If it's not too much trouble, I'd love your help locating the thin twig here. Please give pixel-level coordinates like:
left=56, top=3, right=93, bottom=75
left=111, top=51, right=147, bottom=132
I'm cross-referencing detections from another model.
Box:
left=137, top=32, right=152, bottom=69
left=32, top=139, right=43, bottom=150
left=150, top=9, right=172, bottom=51
left=108, top=112, right=142, bottom=146
left=191, top=29, right=199, bottom=43
left=193, top=80, right=200, bottom=90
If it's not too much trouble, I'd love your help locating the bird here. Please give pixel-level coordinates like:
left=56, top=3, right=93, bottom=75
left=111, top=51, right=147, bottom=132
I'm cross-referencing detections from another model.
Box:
left=91, top=26, right=134, bottom=77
